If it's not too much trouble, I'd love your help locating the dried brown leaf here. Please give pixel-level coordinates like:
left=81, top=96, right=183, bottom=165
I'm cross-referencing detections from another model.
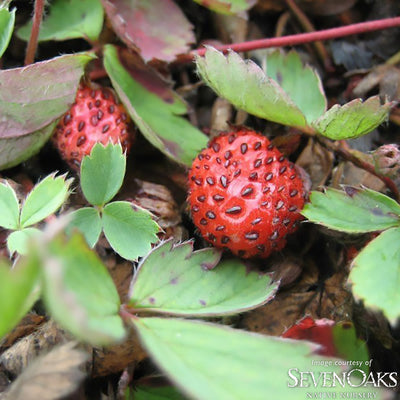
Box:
left=2, top=342, right=88, bottom=400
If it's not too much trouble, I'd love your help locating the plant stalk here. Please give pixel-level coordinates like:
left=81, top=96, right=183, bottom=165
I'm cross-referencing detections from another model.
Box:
left=175, top=16, right=400, bottom=63
left=24, top=0, right=45, bottom=65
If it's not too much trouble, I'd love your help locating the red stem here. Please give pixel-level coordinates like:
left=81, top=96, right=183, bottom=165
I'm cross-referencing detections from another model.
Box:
left=177, top=16, right=400, bottom=62
left=24, top=0, right=45, bottom=65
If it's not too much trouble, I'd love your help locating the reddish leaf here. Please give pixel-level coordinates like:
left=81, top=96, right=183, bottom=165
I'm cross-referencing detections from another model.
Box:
left=102, top=0, right=195, bottom=62
left=282, top=316, right=336, bottom=356
left=0, top=53, right=94, bottom=139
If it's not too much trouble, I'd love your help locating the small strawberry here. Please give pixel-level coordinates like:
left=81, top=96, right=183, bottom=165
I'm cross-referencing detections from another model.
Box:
left=188, top=128, right=307, bottom=258
left=53, top=83, right=132, bottom=170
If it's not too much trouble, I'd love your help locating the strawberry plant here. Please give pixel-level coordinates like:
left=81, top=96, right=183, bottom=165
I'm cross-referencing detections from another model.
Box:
left=1, top=0, right=400, bottom=399
left=67, top=142, right=160, bottom=260
left=0, top=173, right=72, bottom=254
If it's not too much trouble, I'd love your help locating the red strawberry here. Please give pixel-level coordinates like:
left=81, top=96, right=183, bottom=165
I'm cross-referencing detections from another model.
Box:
left=53, top=83, right=133, bottom=170
left=188, top=128, right=306, bottom=258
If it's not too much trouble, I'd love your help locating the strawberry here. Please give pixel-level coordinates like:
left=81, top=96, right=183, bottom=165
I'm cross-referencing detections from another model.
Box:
left=52, top=83, right=132, bottom=170
left=188, top=128, right=306, bottom=258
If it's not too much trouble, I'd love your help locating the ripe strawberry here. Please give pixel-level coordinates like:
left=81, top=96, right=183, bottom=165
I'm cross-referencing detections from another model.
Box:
left=188, top=128, right=306, bottom=258
left=53, top=83, right=132, bottom=170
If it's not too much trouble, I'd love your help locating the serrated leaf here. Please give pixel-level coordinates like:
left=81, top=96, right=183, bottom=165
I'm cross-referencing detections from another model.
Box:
left=0, top=121, right=56, bottom=171
left=129, top=240, right=277, bottom=316
left=0, top=181, right=19, bottom=229
left=102, top=0, right=194, bottom=62
left=20, top=174, right=72, bottom=228
left=41, top=233, right=125, bottom=346
left=67, top=207, right=102, bottom=248
left=17, top=0, right=104, bottom=42
left=102, top=201, right=159, bottom=261
left=80, top=142, right=125, bottom=206
left=264, top=51, right=326, bottom=124
left=196, top=47, right=308, bottom=128
left=0, top=6, right=15, bottom=58
left=0, top=257, right=39, bottom=340
left=103, top=45, right=208, bottom=166
left=0, top=52, right=94, bottom=139
left=302, top=187, right=400, bottom=233
left=312, top=96, right=392, bottom=140
left=192, top=0, right=256, bottom=15
left=349, top=227, right=400, bottom=324
left=132, top=318, right=382, bottom=400
left=7, top=228, right=41, bottom=255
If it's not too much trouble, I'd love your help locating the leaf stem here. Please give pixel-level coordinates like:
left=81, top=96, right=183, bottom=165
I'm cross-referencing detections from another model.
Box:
left=24, top=0, right=45, bottom=65
left=317, top=136, right=400, bottom=202
left=175, top=16, right=400, bottom=63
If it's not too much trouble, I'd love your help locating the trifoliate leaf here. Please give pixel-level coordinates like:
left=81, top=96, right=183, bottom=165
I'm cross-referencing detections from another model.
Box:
left=0, top=5, right=15, bottom=58
left=349, top=227, right=400, bottom=324
left=132, top=318, right=383, bottom=400
left=302, top=187, right=400, bottom=233
left=196, top=47, right=308, bottom=128
left=264, top=50, right=326, bottom=124
left=80, top=142, right=126, bottom=207
left=67, top=207, right=102, bottom=248
left=7, top=228, right=41, bottom=255
left=129, top=240, right=277, bottom=316
left=312, top=96, right=392, bottom=140
left=0, top=181, right=19, bottom=229
left=102, top=201, right=160, bottom=261
left=0, top=257, right=39, bottom=340
left=20, top=174, right=73, bottom=228
left=41, top=233, right=126, bottom=346
left=103, top=45, right=208, bottom=166
left=17, top=0, right=104, bottom=42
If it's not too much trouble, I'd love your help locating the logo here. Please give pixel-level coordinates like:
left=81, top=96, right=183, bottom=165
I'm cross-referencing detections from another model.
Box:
left=287, top=359, right=397, bottom=398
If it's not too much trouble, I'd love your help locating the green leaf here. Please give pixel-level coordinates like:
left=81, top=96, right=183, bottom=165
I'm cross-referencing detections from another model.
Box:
left=67, top=207, right=102, bottom=248
left=132, top=386, right=186, bottom=400
left=264, top=51, right=326, bottom=124
left=0, top=257, right=39, bottom=340
left=80, top=142, right=125, bottom=206
left=0, top=121, right=56, bottom=171
left=192, top=0, right=256, bottom=15
left=103, top=45, right=208, bottom=166
left=312, top=96, right=392, bottom=140
left=17, top=0, right=104, bottom=42
left=129, top=240, right=277, bottom=316
left=7, top=227, right=41, bottom=255
left=132, top=318, right=382, bottom=400
left=349, top=227, right=400, bottom=324
left=332, top=322, right=369, bottom=376
left=0, top=5, right=15, bottom=58
left=20, top=174, right=73, bottom=228
left=41, top=233, right=125, bottom=346
left=102, top=201, right=159, bottom=261
left=0, top=181, right=19, bottom=229
left=302, top=187, right=400, bottom=233
left=195, top=47, right=308, bottom=128
left=0, top=52, right=95, bottom=139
